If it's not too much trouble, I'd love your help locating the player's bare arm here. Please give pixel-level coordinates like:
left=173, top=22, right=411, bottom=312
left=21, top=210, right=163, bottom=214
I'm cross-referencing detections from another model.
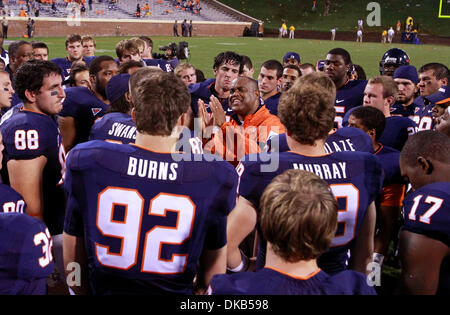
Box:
left=195, top=245, right=227, bottom=294
left=397, top=231, right=450, bottom=295
left=226, top=196, right=258, bottom=269
left=348, top=201, right=376, bottom=274
left=63, top=233, right=90, bottom=295
left=7, top=156, right=46, bottom=221
left=58, top=116, right=76, bottom=152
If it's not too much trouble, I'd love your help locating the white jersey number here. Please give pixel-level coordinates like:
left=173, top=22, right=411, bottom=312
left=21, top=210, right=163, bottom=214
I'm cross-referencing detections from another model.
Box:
left=95, top=188, right=195, bottom=274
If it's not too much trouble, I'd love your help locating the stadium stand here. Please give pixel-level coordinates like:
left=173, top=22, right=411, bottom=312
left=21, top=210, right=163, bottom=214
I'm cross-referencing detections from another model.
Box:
left=0, top=0, right=252, bottom=22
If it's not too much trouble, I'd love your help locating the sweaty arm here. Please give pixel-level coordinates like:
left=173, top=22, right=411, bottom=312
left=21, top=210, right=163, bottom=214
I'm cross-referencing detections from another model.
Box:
left=58, top=116, right=76, bottom=152
left=398, top=231, right=450, bottom=295
left=7, top=156, right=47, bottom=221
left=226, top=196, right=258, bottom=270
left=349, top=201, right=376, bottom=274
left=63, top=233, right=90, bottom=295
left=195, top=245, right=227, bottom=294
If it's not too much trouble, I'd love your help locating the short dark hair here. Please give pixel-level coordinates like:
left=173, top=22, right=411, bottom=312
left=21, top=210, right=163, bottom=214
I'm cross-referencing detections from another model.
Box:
left=327, top=48, right=352, bottom=65
left=65, top=34, right=82, bottom=47
left=400, top=130, right=450, bottom=167
left=119, top=60, right=144, bottom=74
left=14, top=60, right=62, bottom=103
left=261, top=59, right=283, bottom=79
left=213, top=51, right=242, bottom=72
left=283, top=64, right=302, bottom=77
left=353, top=64, right=367, bottom=80
left=350, top=106, right=385, bottom=141
left=241, top=55, right=253, bottom=70
left=419, top=63, right=450, bottom=81
left=89, top=55, right=116, bottom=76
left=31, top=41, right=49, bottom=51
left=69, top=62, right=89, bottom=87
left=8, top=40, right=32, bottom=59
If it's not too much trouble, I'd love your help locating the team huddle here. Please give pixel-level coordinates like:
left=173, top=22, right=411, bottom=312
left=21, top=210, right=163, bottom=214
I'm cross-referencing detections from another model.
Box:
left=0, top=33, right=449, bottom=295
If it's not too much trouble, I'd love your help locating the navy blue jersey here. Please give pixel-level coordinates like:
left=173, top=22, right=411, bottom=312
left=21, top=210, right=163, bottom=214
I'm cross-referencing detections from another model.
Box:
left=89, top=112, right=136, bottom=144
left=391, top=101, right=421, bottom=121
left=209, top=267, right=375, bottom=295
left=343, top=106, right=417, bottom=151
left=402, top=182, right=450, bottom=294
left=89, top=113, right=203, bottom=154
left=84, top=56, right=96, bottom=65
left=374, top=144, right=402, bottom=186
left=0, top=109, right=66, bottom=235
left=238, top=151, right=383, bottom=274
left=63, top=141, right=238, bottom=295
left=0, top=103, right=22, bottom=126
left=0, top=212, right=54, bottom=295
left=266, top=127, right=373, bottom=154
left=0, top=184, right=26, bottom=213
left=415, top=103, right=435, bottom=131
left=51, top=57, right=92, bottom=82
left=334, top=80, right=367, bottom=128
left=60, top=86, right=108, bottom=146
left=380, top=116, right=417, bottom=151
left=144, top=58, right=173, bottom=72
left=189, top=79, right=232, bottom=117
left=402, top=183, right=450, bottom=247
left=263, top=92, right=281, bottom=116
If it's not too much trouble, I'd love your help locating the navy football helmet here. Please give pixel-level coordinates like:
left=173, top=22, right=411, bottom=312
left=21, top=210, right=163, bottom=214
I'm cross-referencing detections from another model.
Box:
left=379, top=48, right=410, bottom=76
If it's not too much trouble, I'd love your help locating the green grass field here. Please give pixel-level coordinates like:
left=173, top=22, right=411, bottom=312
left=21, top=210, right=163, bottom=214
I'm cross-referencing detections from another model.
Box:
left=7, top=35, right=450, bottom=79
left=220, top=0, right=450, bottom=36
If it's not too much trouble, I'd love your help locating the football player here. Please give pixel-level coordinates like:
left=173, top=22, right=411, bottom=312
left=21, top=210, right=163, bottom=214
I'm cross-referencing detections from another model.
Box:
left=89, top=73, right=136, bottom=144
left=280, top=65, right=301, bottom=93
left=282, top=52, right=301, bottom=68
left=267, top=73, right=373, bottom=154
left=414, top=63, right=449, bottom=130
left=209, top=170, right=375, bottom=295
left=0, top=131, right=26, bottom=214
left=436, top=107, right=450, bottom=137
left=391, top=65, right=420, bottom=120
left=31, top=41, right=49, bottom=61
left=0, top=59, right=67, bottom=292
left=4, top=40, right=33, bottom=106
left=347, top=106, right=405, bottom=266
left=63, top=69, right=238, bottom=295
left=81, top=35, right=96, bottom=58
left=58, top=55, right=118, bottom=152
left=258, top=59, right=283, bottom=116
left=51, top=34, right=94, bottom=83
left=189, top=51, right=242, bottom=117
left=240, top=55, right=254, bottom=79
left=0, top=212, right=54, bottom=294
left=324, top=48, right=367, bottom=128
left=398, top=131, right=450, bottom=294
left=417, top=85, right=450, bottom=132
left=379, top=48, right=410, bottom=77
left=227, top=72, right=383, bottom=276
left=344, top=75, right=417, bottom=151
left=0, top=70, right=14, bottom=116
left=174, top=62, right=197, bottom=87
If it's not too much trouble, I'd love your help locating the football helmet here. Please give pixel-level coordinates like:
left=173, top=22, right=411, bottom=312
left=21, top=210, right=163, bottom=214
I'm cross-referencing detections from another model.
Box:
left=379, top=48, right=410, bottom=76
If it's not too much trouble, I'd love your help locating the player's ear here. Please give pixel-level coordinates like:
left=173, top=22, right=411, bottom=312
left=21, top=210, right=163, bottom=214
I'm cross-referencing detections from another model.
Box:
left=131, top=107, right=137, bottom=124
left=417, top=156, right=433, bottom=174
left=24, top=89, right=37, bottom=103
